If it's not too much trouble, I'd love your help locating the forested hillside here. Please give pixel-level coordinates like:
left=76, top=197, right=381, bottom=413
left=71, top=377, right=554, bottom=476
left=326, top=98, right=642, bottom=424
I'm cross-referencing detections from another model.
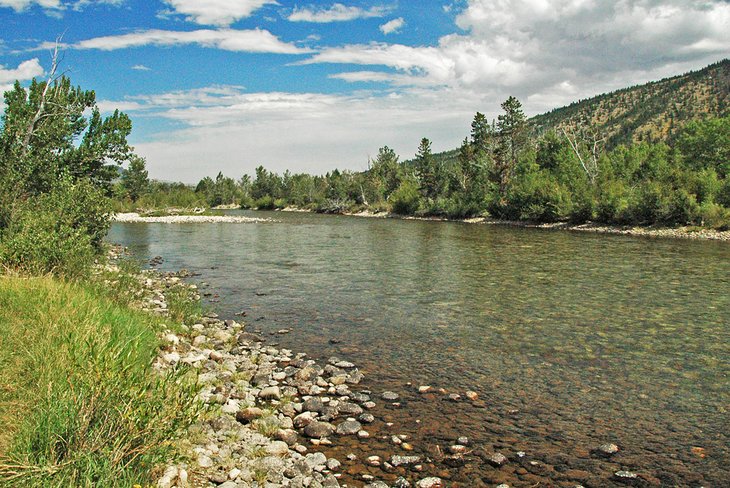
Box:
left=529, top=59, right=729, bottom=147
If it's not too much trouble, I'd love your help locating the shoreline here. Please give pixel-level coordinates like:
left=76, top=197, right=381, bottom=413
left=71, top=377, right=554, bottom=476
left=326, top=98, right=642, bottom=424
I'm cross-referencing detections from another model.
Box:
left=280, top=207, right=730, bottom=242
left=112, top=212, right=275, bottom=224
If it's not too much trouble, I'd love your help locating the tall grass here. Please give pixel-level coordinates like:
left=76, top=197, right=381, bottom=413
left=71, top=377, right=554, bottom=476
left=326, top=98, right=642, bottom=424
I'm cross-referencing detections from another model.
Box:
left=0, top=276, right=197, bottom=487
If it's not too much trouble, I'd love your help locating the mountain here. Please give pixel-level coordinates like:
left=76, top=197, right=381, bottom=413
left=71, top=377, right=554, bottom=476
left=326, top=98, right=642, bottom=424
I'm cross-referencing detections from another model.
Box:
left=424, top=59, right=729, bottom=165
left=529, top=59, right=729, bottom=148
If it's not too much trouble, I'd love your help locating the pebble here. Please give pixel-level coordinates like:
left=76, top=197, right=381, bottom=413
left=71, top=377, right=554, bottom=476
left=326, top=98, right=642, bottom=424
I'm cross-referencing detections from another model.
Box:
left=382, top=391, right=399, bottom=401
left=597, top=443, right=620, bottom=456
left=336, top=420, right=362, bottom=435
left=258, top=386, right=281, bottom=400
left=391, top=455, right=421, bottom=467
left=367, top=455, right=381, bottom=466
left=465, top=390, right=478, bottom=400
left=488, top=452, right=508, bottom=467
left=417, top=477, right=444, bottom=488
left=304, top=421, right=335, bottom=438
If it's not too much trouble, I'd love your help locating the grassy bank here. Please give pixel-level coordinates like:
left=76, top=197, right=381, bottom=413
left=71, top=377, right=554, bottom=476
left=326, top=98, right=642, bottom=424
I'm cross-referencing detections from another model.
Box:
left=0, top=274, right=196, bottom=487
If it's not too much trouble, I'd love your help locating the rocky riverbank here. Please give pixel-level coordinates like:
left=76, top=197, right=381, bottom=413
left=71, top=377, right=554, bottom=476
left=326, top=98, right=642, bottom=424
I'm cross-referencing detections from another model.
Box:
left=115, top=250, right=448, bottom=488
left=278, top=207, right=730, bottom=242
left=113, top=212, right=274, bottom=224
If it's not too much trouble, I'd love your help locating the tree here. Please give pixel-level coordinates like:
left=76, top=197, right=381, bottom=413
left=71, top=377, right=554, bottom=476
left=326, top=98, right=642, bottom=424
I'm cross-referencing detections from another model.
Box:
left=370, top=146, right=401, bottom=200
left=121, top=155, right=149, bottom=202
left=415, top=137, right=439, bottom=201
left=0, top=68, right=133, bottom=197
left=494, top=96, right=527, bottom=199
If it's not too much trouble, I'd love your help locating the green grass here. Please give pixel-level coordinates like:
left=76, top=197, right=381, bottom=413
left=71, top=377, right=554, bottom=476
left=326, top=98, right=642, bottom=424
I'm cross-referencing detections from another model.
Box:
left=0, top=276, right=197, bottom=487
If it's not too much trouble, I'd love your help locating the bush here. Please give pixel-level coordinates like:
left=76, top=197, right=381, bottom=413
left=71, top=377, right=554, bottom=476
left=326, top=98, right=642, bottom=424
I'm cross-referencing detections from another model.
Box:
left=390, top=179, right=422, bottom=215
left=254, top=195, right=275, bottom=210
left=502, top=171, right=572, bottom=222
left=698, top=202, right=730, bottom=230
left=0, top=178, right=110, bottom=277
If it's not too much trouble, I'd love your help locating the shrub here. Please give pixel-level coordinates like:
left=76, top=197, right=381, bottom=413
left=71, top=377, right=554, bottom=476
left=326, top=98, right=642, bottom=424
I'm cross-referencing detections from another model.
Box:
left=254, top=195, right=275, bottom=210
left=698, top=202, right=730, bottom=230
left=502, top=171, right=572, bottom=222
left=390, top=179, right=421, bottom=215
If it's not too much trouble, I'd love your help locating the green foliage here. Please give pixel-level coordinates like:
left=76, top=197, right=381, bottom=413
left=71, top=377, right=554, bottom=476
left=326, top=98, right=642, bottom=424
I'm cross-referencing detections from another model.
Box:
left=0, top=276, right=197, bottom=487
left=390, top=178, right=422, bottom=215
left=121, top=155, right=149, bottom=202
left=0, top=178, right=110, bottom=277
left=502, top=170, right=572, bottom=222
left=676, top=115, right=730, bottom=177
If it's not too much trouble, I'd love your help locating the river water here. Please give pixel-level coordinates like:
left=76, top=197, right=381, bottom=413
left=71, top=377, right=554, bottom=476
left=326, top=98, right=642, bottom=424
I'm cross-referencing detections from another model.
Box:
left=109, top=211, right=729, bottom=487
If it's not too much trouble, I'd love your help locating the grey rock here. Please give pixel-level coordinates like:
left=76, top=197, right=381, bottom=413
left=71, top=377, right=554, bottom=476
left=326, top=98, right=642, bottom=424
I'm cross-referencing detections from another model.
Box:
left=382, top=391, right=399, bottom=401
left=359, top=413, right=375, bottom=423
left=597, top=443, right=620, bottom=456
left=304, top=421, right=335, bottom=438
left=390, top=455, right=421, bottom=467
left=613, top=471, right=639, bottom=484
left=416, top=478, right=443, bottom=488
left=259, top=386, right=281, bottom=400
left=322, top=474, right=340, bottom=488
left=303, top=397, right=326, bottom=413
left=305, top=452, right=327, bottom=469
left=336, top=420, right=362, bottom=435
left=338, top=402, right=363, bottom=416
left=393, top=477, right=411, bottom=488
left=488, top=452, right=508, bottom=467
left=326, top=458, right=341, bottom=471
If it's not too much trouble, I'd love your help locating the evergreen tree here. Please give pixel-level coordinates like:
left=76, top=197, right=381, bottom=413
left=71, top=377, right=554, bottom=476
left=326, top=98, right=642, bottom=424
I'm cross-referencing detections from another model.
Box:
left=121, top=155, right=149, bottom=202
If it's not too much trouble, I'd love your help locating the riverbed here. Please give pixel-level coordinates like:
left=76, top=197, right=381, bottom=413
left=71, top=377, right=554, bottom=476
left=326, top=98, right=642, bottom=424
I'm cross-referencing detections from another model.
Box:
left=109, top=210, right=730, bottom=487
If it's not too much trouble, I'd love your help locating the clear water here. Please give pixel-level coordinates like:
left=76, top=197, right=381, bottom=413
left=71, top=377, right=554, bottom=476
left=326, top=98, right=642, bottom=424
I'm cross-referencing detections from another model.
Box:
left=109, top=211, right=730, bottom=486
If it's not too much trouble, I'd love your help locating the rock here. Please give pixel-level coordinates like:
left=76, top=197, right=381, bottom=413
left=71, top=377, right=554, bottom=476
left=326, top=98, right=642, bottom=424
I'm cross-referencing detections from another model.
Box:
left=218, top=482, right=238, bottom=488
left=294, top=411, right=317, bottom=428
left=596, top=443, right=620, bottom=456
left=613, top=471, right=639, bottom=484
left=237, top=332, right=261, bottom=345
left=418, top=385, right=432, bottom=393
left=237, top=407, right=265, bottom=423
left=326, top=458, right=341, bottom=471
left=363, top=401, right=376, bottom=409
left=393, top=477, right=411, bottom=488
left=449, top=444, right=468, bottom=454
left=303, top=397, right=326, bottom=413
left=357, top=430, right=370, bottom=438
left=447, top=393, right=461, bottom=401
left=334, top=360, right=355, bottom=368
left=275, top=428, right=299, bottom=446
left=304, top=421, right=335, bottom=438
left=305, top=452, right=328, bottom=469
left=197, top=454, right=213, bottom=468
left=391, top=455, right=421, bottom=467
left=265, top=440, right=290, bottom=457
left=488, top=452, right=508, bottom=467
left=322, top=474, right=341, bottom=487
left=338, top=402, right=363, bottom=416
left=382, top=391, right=399, bottom=401
left=457, top=436, right=469, bottom=445
left=364, top=482, right=389, bottom=488
left=229, top=467, right=242, bottom=480
left=367, top=455, right=381, bottom=466
left=336, top=420, right=362, bottom=435
left=465, top=390, right=478, bottom=400
left=259, top=386, right=281, bottom=400
left=401, top=442, right=414, bottom=451
left=417, top=477, right=444, bottom=488
left=359, top=413, right=375, bottom=423
left=157, top=466, right=178, bottom=488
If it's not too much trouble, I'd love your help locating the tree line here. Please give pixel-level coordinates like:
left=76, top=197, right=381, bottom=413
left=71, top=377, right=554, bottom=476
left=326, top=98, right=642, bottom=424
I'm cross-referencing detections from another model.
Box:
left=121, top=97, right=730, bottom=230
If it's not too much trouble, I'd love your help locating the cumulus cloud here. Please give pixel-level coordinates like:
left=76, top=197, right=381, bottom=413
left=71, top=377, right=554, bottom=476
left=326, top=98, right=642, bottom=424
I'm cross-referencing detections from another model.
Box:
left=161, top=0, right=277, bottom=26
left=380, top=17, right=405, bottom=35
left=36, top=29, right=311, bottom=54
left=303, top=0, right=730, bottom=110
left=103, top=84, right=475, bottom=181
left=0, top=0, right=61, bottom=11
left=0, top=58, right=44, bottom=83
left=288, top=3, right=390, bottom=23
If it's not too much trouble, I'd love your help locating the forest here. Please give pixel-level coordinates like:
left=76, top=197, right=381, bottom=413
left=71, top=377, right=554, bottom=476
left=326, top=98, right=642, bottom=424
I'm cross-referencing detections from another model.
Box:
left=116, top=98, right=730, bottom=230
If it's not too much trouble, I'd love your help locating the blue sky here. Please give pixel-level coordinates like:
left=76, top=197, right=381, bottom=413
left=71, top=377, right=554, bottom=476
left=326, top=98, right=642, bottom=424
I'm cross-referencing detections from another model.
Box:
left=1, top=0, right=728, bottom=182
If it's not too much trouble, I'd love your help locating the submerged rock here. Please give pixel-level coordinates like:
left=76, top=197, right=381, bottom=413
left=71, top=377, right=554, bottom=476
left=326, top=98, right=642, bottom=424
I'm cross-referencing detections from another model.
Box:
left=336, top=420, right=362, bottom=435
left=382, top=391, right=399, bottom=401
left=304, top=421, right=335, bottom=438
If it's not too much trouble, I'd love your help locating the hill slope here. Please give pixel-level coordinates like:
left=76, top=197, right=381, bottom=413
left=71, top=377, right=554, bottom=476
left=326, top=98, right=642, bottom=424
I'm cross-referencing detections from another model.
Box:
left=529, top=59, right=729, bottom=147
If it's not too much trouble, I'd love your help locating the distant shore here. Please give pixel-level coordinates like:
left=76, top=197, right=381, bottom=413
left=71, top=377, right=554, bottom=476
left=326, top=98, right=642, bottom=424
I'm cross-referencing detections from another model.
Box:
left=112, top=212, right=274, bottom=224
left=281, top=207, right=730, bottom=242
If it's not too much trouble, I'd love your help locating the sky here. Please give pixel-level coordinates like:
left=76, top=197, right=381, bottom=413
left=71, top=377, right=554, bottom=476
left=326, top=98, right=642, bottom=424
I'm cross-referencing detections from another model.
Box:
left=1, top=0, right=728, bottom=182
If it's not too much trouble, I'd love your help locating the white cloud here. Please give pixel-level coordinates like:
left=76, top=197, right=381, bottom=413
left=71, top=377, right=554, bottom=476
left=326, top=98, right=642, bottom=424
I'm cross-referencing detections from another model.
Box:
left=162, top=0, right=277, bottom=26
left=0, top=58, right=44, bottom=83
left=302, top=0, right=730, bottom=111
left=288, top=3, right=390, bottom=23
left=380, top=17, right=405, bottom=35
left=131, top=64, right=152, bottom=71
left=0, top=0, right=61, bottom=11
left=105, top=84, right=475, bottom=182
left=37, top=29, right=311, bottom=54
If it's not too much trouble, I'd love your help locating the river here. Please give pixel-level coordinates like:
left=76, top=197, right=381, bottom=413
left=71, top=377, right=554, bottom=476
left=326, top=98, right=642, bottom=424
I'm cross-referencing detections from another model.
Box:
left=109, top=210, right=730, bottom=487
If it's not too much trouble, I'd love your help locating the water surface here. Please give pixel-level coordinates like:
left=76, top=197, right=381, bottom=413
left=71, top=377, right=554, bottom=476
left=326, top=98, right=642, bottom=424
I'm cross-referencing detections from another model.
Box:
left=109, top=211, right=730, bottom=486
